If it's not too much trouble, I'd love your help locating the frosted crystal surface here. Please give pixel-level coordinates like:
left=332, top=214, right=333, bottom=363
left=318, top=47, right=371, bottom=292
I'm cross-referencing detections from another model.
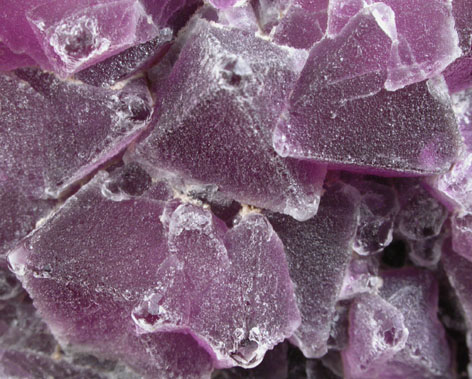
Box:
left=266, top=182, right=360, bottom=358
left=451, top=214, right=472, bottom=263
left=7, top=173, right=214, bottom=378
left=431, top=88, right=472, bottom=212
left=343, top=268, right=452, bottom=378
left=75, top=30, right=172, bottom=87
left=0, top=69, right=152, bottom=199
left=132, top=205, right=300, bottom=368
left=273, top=0, right=329, bottom=49
left=273, top=7, right=460, bottom=175
left=443, top=243, right=472, bottom=375
left=133, top=19, right=326, bottom=221
left=348, top=177, right=398, bottom=255
left=342, top=293, right=409, bottom=379
left=327, top=0, right=461, bottom=90
left=377, top=269, right=452, bottom=378
left=26, top=0, right=159, bottom=77
left=452, top=0, right=472, bottom=53
left=395, top=181, right=448, bottom=241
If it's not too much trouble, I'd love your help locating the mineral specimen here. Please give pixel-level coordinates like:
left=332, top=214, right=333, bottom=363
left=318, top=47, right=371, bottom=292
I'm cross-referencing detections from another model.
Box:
left=0, top=0, right=470, bottom=377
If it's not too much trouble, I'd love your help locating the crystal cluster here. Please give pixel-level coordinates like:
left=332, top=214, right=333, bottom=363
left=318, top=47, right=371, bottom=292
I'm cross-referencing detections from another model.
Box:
left=0, top=0, right=471, bottom=378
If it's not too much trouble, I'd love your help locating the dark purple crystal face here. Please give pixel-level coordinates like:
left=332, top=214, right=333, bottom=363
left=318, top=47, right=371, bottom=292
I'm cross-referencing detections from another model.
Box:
left=1, top=0, right=471, bottom=378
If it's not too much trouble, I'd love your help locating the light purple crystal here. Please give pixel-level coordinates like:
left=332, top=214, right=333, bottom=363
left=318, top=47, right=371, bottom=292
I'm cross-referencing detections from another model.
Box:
left=0, top=42, right=36, bottom=71
left=272, top=0, right=329, bottom=49
left=395, top=181, right=448, bottom=241
left=327, top=0, right=461, bottom=90
left=132, top=204, right=300, bottom=368
left=273, top=6, right=460, bottom=175
left=443, top=243, right=472, bottom=375
left=132, top=19, right=326, bottom=221
left=343, top=268, right=452, bottom=378
left=210, top=0, right=238, bottom=10
left=0, top=0, right=51, bottom=70
left=347, top=177, right=398, bottom=255
left=451, top=214, right=472, bottom=263
left=7, top=173, right=214, bottom=378
left=430, top=88, right=472, bottom=212
left=451, top=0, right=472, bottom=53
left=266, top=182, right=360, bottom=358
left=75, top=30, right=173, bottom=87
left=342, top=293, right=409, bottom=379
left=26, top=0, right=159, bottom=77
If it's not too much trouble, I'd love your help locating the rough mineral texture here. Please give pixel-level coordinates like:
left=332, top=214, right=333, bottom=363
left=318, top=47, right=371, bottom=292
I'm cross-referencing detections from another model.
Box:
left=266, top=182, right=360, bottom=358
left=273, top=7, right=460, bottom=175
left=0, top=0, right=471, bottom=377
left=132, top=19, right=326, bottom=221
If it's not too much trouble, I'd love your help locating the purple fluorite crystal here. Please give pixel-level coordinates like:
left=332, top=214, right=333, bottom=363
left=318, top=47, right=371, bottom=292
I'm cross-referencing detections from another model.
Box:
left=0, top=0, right=470, bottom=377
left=132, top=19, right=326, bottom=221
left=273, top=6, right=461, bottom=175
left=266, top=182, right=360, bottom=358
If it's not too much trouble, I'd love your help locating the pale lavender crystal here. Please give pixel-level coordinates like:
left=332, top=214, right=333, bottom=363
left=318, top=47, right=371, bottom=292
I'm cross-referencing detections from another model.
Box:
left=451, top=214, right=472, bottom=262
left=348, top=178, right=398, bottom=255
left=407, top=235, right=445, bottom=269
left=273, top=6, right=460, bottom=175
left=7, top=173, right=213, bottom=378
left=132, top=19, right=326, bottom=221
left=0, top=181, right=55, bottom=259
left=266, top=182, right=360, bottom=358
left=430, top=88, right=472, bottom=212
left=452, top=0, right=472, bottom=53
left=327, top=0, right=461, bottom=90
left=339, top=255, right=382, bottom=300
left=0, top=42, right=36, bottom=71
left=132, top=205, right=300, bottom=368
left=377, top=269, right=452, bottom=378
left=0, top=68, right=152, bottom=199
left=395, top=181, right=448, bottom=241
left=273, top=0, right=329, bottom=49
left=343, top=269, right=452, bottom=378
left=26, top=0, right=159, bottom=77
left=210, top=0, right=238, bottom=9
left=213, top=342, right=289, bottom=379
left=444, top=54, right=472, bottom=94
left=251, top=0, right=292, bottom=34
left=342, top=293, right=409, bottom=379
left=140, top=0, right=202, bottom=28
left=443, top=243, right=472, bottom=375
left=0, top=1, right=51, bottom=69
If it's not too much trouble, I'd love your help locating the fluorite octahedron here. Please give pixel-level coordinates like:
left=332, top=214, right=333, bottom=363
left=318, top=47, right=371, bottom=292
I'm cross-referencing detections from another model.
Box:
left=0, top=0, right=471, bottom=378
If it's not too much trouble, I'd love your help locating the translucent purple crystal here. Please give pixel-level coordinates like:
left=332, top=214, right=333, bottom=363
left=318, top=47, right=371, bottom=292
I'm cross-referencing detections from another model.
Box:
left=27, top=0, right=159, bottom=77
left=343, top=268, right=452, bottom=378
left=272, top=0, right=329, bottom=49
left=273, top=6, right=461, bottom=175
left=443, top=243, right=472, bottom=375
left=0, top=69, right=151, bottom=198
left=132, top=205, right=300, bottom=368
left=1, top=0, right=471, bottom=376
left=0, top=42, right=36, bottom=71
left=327, top=0, right=461, bottom=90
left=267, top=182, right=360, bottom=358
left=347, top=177, right=398, bottom=255
left=8, top=173, right=214, bottom=378
left=132, top=19, right=326, bottom=221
